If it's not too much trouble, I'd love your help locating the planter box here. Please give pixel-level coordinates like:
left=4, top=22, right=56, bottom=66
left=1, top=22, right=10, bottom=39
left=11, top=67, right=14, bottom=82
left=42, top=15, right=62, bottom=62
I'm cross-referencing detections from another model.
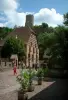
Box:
left=28, top=84, right=35, bottom=92
left=18, top=90, right=28, bottom=100
left=38, top=78, right=43, bottom=85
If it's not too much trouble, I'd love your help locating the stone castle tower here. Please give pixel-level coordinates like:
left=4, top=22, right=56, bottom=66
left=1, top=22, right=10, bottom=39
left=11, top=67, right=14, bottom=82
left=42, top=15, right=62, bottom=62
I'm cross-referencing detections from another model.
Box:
left=25, top=14, right=34, bottom=27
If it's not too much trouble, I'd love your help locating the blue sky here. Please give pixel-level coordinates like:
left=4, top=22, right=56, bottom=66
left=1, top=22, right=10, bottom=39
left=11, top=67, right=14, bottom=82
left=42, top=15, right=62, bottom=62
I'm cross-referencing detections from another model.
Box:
left=19, top=0, right=68, bottom=14
left=0, top=0, right=67, bottom=27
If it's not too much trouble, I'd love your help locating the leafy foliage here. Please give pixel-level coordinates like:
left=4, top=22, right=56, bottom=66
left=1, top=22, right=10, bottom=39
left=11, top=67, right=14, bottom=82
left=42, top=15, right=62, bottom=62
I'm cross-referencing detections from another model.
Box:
left=33, top=23, right=54, bottom=35
left=1, top=36, right=25, bottom=59
left=17, top=70, right=29, bottom=91
left=43, top=67, right=49, bottom=77
left=17, top=69, right=36, bottom=90
left=37, top=68, right=44, bottom=77
left=0, top=27, right=13, bottom=39
left=37, top=32, right=56, bottom=59
left=28, top=69, right=36, bottom=85
left=48, top=26, right=68, bottom=69
left=64, top=12, right=68, bottom=26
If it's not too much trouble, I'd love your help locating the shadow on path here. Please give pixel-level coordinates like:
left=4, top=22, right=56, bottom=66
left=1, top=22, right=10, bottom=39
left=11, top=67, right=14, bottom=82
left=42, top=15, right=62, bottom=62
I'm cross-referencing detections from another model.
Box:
left=28, top=79, right=68, bottom=100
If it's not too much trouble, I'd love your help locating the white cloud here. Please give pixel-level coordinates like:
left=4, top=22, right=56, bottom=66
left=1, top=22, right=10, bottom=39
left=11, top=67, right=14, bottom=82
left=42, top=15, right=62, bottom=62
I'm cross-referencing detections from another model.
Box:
left=0, top=0, right=18, bottom=11
left=5, top=11, right=26, bottom=26
left=0, top=0, right=63, bottom=27
left=0, top=0, right=26, bottom=27
left=0, top=23, right=4, bottom=27
left=34, top=8, right=63, bottom=27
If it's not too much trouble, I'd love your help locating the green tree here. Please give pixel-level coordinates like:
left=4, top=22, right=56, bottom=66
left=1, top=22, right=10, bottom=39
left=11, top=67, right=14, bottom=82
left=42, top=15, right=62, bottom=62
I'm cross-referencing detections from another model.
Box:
left=64, top=12, right=68, bottom=26
left=33, top=23, right=49, bottom=34
left=47, top=27, right=54, bottom=33
left=41, top=23, right=48, bottom=28
left=0, top=27, right=13, bottom=39
left=37, top=32, right=56, bottom=59
left=48, top=26, right=68, bottom=69
left=1, top=36, right=25, bottom=59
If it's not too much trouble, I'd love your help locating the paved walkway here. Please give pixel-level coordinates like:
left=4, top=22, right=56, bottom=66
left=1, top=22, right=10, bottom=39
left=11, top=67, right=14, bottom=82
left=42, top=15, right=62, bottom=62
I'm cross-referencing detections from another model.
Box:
left=0, top=69, right=20, bottom=90
left=0, top=69, right=68, bottom=100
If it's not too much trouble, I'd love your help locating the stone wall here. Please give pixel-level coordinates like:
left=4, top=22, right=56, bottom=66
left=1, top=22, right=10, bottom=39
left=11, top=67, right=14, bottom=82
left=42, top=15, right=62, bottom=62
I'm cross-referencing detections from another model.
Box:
left=26, top=33, right=39, bottom=68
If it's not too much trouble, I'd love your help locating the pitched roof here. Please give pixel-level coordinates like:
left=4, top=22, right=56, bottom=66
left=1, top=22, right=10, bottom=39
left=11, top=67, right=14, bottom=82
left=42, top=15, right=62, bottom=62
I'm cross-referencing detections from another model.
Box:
left=0, top=27, right=36, bottom=47
left=7, top=27, right=36, bottom=43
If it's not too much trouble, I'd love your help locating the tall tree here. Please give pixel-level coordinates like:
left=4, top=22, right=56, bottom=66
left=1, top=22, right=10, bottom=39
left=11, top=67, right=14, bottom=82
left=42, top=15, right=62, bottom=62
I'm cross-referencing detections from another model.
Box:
left=41, top=23, right=48, bottom=28
left=48, top=26, right=68, bottom=69
left=0, top=27, right=13, bottom=39
left=64, top=12, right=68, bottom=26
left=37, top=32, right=56, bottom=60
left=33, top=23, right=49, bottom=34
left=1, top=36, right=25, bottom=59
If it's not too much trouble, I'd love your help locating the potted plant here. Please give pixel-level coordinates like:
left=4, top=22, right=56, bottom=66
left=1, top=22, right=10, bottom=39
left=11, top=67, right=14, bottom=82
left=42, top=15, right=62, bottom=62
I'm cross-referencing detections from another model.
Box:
left=37, top=68, right=43, bottom=85
left=43, top=67, right=50, bottom=81
left=17, top=70, right=29, bottom=100
left=27, top=68, right=36, bottom=92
